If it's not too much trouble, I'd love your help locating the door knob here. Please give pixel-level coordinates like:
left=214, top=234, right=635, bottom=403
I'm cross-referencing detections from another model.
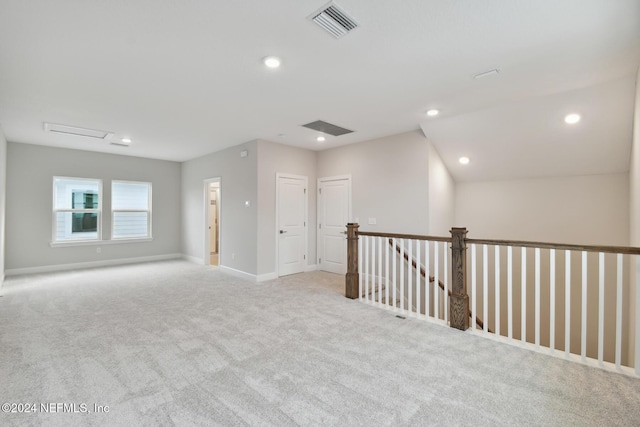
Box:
left=280, top=230, right=287, bottom=234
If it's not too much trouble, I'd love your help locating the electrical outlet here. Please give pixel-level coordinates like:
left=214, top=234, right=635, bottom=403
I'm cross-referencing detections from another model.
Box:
left=368, top=218, right=377, bottom=225
left=96, top=247, right=101, bottom=254
left=232, top=253, right=235, bottom=260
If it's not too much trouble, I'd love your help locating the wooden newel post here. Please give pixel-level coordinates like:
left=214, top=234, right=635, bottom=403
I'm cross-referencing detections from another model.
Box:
left=345, top=223, right=360, bottom=299
left=450, top=227, right=469, bottom=331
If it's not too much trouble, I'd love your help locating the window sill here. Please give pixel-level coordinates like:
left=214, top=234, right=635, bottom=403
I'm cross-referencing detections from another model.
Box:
left=50, top=238, right=153, bottom=248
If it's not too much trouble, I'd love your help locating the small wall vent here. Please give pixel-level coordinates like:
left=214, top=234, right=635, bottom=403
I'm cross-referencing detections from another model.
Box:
left=44, top=122, right=113, bottom=140
left=309, top=2, right=358, bottom=39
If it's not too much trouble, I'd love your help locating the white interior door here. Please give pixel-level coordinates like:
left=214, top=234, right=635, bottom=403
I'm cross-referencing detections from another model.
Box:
left=318, top=176, right=351, bottom=274
left=277, top=174, right=307, bottom=276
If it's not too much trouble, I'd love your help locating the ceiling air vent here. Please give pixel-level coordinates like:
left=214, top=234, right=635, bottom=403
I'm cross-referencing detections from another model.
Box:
left=309, top=2, right=358, bottom=39
left=44, top=122, right=113, bottom=140
left=302, top=120, right=354, bottom=136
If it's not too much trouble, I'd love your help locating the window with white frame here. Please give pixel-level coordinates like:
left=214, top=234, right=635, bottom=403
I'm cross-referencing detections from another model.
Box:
left=112, top=181, right=152, bottom=239
left=53, top=177, right=102, bottom=242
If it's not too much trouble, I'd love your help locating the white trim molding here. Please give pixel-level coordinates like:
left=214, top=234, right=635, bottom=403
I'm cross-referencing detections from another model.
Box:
left=257, top=272, right=278, bottom=282
left=5, top=253, right=182, bottom=277
left=182, top=254, right=205, bottom=265
left=219, top=265, right=257, bottom=282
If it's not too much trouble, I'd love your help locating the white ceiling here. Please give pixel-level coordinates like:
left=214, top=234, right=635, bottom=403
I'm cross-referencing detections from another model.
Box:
left=0, top=0, right=638, bottom=181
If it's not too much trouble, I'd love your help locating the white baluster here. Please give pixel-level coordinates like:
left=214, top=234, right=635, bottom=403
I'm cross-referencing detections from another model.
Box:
left=598, top=252, right=604, bottom=366
left=521, top=247, right=527, bottom=344
left=495, top=246, right=500, bottom=336
left=535, top=248, right=540, bottom=349
left=444, top=241, right=449, bottom=324
left=615, top=254, right=622, bottom=369
left=483, top=244, right=488, bottom=333
left=635, top=257, right=640, bottom=376
left=400, top=239, right=405, bottom=312
left=425, top=241, right=430, bottom=318
left=472, top=244, right=477, bottom=331
left=550, top=249, right=556, bottom=352
left=392, top=238, right=397, bottom=310
left=581, top=251, right=587, bottom=363
left=434, top=242, right=439, bottom=320
left=565, top=250, right=571, bottom=358
left=364, top=236, right=369, bottom=303
left=371, top=236, right=376, bottom=303
left=408, top=240, right=413, bottom=315
left=416, top=240, right=421, bottom=317
left=378, top=236, right=383, bottom=305
left=358, top=236, right=363, bottom=301
left=508, top=246, right=513, bottom=339
left=385, top=237, right=390, bottom=308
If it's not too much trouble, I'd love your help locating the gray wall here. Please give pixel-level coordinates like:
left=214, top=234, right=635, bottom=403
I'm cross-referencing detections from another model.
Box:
left=5, top=143, right=181, bottom=271
left=317, top=130, right=430, bottom=235
left=455, top=174, right=629, bottom=245
left=0, top=127, right=6, bottom=282
left=256, top=140, right=317, bottom=276
left=629, top=67, right=640, bottom=365
left=427, top=141, right=455, bottom=236
left=181, top=140, right=258, bottom=274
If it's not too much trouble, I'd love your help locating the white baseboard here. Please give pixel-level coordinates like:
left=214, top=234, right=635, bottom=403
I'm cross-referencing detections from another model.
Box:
left=257, top=272, right=278, bottom=282
left=182, top=254, right=204, bottom=265
left=219, top=265, right=257, bottom=282
left=5, top=253, right=183, bottom=277
left=218, top=266, right=323, bottom=282
left=257, top=265, right=318, bottom=282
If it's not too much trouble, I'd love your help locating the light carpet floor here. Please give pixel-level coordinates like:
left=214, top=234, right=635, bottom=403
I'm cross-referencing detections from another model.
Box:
left=1, top=260, right=639, bottom=426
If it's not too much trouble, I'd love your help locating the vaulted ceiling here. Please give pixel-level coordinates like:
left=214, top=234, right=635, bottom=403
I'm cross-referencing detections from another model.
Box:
left=0, top=0, right=638, bottom=181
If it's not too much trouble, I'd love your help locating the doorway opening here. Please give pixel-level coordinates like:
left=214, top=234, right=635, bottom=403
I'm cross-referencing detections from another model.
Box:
left=205, top=178, right=221, bottom=266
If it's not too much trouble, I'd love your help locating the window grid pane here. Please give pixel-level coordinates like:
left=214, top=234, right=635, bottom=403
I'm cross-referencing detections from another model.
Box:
left=53, top=177, right=102, bottom=242
left=54, top=178, right=100, bottom=210
left=112, top=181, right=151, bottom=239
left=112, top=211, right=149, bottom=239
left=112, top=182, right=150, bottom=210
left=55, top=212, right=100, bottom=241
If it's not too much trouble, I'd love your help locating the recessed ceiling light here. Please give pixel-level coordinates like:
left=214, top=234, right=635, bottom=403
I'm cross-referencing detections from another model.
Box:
left=317, top=136, right=326, bottom=142
left=564, top=113, right=581, bottom=124
left=426, top=109, right=439, bottom=117
left=263, top=56, right=281, bottom=68
left=459, top=156, right=470, bottom=165
left=121, top=137, right=132, bottom=144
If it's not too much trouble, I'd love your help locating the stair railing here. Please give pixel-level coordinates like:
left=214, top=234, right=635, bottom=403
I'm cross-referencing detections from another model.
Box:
left=345, top=223, right=640, bottom=377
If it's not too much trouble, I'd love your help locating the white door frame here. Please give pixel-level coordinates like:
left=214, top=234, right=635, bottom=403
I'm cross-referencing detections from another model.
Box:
left=317, top=175, right=352, bottom=271
left=275, top=173, right=308, bottom=276
left=203, top=177, right=221, bottom=266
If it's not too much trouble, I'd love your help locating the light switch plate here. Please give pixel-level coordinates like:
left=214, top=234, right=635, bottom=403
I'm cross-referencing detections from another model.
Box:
left=368, top=218, right=376, bottom=225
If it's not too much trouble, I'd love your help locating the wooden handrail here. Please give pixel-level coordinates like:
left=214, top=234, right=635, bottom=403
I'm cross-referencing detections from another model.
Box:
left=388, top=239, right=489, bottom=332
left=466, top=238, right=640, bottom=255
left=358, top=230, right=451, bottom=243
left=357, top=229, right=640, bottom=255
